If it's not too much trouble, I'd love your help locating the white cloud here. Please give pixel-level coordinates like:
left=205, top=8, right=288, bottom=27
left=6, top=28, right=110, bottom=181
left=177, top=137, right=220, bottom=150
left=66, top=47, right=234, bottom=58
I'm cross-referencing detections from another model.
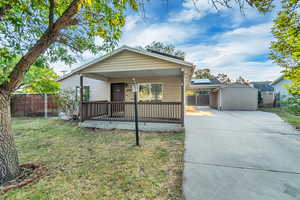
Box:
left=120, top=22, right=201, bottom=47
left=168, top=0, right=216, bottom=22
left=124, top=16, right=140, bottom=32
left=51, top=3, right=279, bottom=81
left=182, top=22, right=280, bottom=81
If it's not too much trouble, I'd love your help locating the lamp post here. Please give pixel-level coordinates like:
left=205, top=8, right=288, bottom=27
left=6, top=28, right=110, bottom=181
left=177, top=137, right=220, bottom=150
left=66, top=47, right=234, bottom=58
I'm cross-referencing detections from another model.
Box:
left=132, top=78, right=139, bottom=146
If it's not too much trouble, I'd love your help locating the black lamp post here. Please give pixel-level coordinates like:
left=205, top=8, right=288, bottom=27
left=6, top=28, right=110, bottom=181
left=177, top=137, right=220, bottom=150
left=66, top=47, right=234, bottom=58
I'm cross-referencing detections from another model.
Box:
left=132, top=78, right=139, bottom=146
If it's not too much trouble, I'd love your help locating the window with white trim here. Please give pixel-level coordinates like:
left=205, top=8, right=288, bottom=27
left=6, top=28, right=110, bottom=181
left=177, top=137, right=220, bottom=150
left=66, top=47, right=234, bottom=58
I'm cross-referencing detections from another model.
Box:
left=138, top=83, right=163, bottom=101
left=75, top=86, right=90, bottom=102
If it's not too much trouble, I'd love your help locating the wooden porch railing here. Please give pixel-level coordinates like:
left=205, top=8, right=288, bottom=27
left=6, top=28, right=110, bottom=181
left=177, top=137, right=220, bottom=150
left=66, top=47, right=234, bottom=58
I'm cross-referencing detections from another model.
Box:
left=81, top=101, right=183, bottom=124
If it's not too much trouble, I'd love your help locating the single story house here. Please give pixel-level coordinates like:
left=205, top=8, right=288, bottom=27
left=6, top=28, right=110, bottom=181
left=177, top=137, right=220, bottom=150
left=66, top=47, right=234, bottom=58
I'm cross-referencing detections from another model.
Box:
left=57, top=45, right=194, bottom=128
left=209, top=83, right=258, bottom=110
left=270, top=75, right=292, bottom=101
left=250, top=81, right=274, bottom=106
left=186, top=78, right=222, bottom=106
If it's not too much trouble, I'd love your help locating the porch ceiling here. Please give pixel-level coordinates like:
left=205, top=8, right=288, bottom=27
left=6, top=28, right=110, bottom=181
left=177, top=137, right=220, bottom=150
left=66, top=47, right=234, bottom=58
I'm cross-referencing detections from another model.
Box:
left=82, top=68, right=181, bottom=79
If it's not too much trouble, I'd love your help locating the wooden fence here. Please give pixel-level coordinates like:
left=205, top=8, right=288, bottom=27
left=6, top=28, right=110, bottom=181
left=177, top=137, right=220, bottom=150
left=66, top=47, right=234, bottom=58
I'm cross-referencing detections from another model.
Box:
left=11, top=94, right=58, bottom=117
left=187, top=94, right=209, bottom=106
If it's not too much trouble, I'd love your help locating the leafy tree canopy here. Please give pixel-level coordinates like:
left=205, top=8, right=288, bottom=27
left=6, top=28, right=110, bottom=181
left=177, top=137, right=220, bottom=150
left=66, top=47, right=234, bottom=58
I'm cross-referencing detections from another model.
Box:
left=0, top=54, right=59, bottom=94
left=194, top=68, right=214, bottom=79
left=208, top=0, right=275, bottom=13
left=0, top=0, right=138, bottom=92
left=215, top=73, right=232, bottom=84
left=138, top=41, right=185, bottom=59
left=270, top=0, right=300, bottom=95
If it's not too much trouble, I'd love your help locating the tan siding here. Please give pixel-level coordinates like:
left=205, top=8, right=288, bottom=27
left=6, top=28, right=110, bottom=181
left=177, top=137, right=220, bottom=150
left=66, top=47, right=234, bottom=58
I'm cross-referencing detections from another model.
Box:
left=82, top=50, right=179, bottom=73
left=109, top=76, right=181, bottom=102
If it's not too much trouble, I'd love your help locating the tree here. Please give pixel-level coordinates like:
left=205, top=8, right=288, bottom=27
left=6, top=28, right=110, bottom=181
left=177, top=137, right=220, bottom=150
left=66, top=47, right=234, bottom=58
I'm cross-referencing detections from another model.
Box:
left=0, top=0, right=138, bottom=184
left=215, top=73, right=231, bottom=84
left=139, top=41, right=185, bottom=59
left=1, top=56, right=60, bottom=94
left=20, top=65, right=60, bottom=94
left=206, top=0, right=274, bottom=13
left=193, top=68, right=214, bottom=79
left=236, top=76, right=250, bottom=85
left=270, top=0, right=300, bottom=95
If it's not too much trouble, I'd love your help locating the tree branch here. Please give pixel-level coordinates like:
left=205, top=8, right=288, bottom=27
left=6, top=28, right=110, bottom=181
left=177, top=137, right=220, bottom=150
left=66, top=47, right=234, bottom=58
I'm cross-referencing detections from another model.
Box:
left=49, top=0, right=55, bottom=27
left=0, top=4, right=12, bottom=21
left=55, top=38, right=83, bottom=53
left=1, top=0, right=84, bottom=91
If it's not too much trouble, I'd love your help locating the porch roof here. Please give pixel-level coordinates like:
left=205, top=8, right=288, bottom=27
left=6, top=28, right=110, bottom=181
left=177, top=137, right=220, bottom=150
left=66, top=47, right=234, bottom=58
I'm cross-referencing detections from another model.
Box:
left=81, top=68, right=183, bottom=81
left=57, top=45, right=194, bottom=82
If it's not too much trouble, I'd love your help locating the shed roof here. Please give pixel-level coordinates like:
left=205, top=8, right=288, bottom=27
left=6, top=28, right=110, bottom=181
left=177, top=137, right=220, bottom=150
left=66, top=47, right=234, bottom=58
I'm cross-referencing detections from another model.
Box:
left=222, top=82, right=252, bottom=88
left=251, top=81, right=274, bottom=92
left=270, top=75, right=284, bottom=86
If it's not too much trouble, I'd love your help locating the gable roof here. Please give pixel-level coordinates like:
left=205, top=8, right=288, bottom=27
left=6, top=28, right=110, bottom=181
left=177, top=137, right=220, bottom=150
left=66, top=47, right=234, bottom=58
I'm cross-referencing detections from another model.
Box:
left=251, top=81, right=274, bottom=92
left=270, top=75, right=284, bottom=86
left=222, top=82, right=252, bottom=88
left=191, top=78, right=222, bottom=86
left=57, top=45, right=194, bottom=81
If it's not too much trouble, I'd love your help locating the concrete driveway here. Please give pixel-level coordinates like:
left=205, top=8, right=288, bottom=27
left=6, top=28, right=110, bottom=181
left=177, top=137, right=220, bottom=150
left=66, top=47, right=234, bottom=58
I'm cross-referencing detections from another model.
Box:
left=183, top=106, right=300, bottom=200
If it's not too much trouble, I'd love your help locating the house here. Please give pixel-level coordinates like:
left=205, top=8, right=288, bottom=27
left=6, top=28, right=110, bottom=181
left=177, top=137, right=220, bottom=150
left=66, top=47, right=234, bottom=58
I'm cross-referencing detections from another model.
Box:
left=186, top=78, right=222, bottom=106
left=250, top=81, right=274, bottom=106
left=57, top=45, right=194, bottom=129
left=270, top=75, right=292, bottom=101
left=209, top=83, right=258, bottom=110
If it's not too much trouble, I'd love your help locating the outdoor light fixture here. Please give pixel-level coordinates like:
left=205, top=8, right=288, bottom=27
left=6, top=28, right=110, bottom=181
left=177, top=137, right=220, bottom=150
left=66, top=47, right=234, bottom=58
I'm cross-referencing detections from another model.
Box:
left=132, top=78, right=139, bottom=146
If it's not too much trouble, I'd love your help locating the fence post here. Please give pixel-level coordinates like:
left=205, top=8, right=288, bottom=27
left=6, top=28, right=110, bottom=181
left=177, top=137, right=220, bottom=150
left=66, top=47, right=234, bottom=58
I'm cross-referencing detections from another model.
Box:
left=44, top=93, right=48, bottom=119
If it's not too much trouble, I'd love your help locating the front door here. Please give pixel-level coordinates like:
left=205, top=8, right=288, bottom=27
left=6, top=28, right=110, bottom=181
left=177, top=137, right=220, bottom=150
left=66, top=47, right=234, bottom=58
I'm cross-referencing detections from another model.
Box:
left=111, top=83, right=125, bottom=102
left=111, top=83, right=125, bottom=116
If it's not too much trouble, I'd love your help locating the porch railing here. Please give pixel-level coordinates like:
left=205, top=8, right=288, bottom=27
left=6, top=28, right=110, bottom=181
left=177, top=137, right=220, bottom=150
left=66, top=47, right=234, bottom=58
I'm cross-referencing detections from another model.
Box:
left=81, top=101, right=183, bottom=124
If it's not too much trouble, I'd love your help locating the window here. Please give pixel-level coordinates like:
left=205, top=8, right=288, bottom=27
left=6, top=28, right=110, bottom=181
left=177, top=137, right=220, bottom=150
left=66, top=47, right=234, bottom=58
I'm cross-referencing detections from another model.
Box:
left=138, top=83, right=162, bottom=101
left=75, top=86, right=90, bottom=102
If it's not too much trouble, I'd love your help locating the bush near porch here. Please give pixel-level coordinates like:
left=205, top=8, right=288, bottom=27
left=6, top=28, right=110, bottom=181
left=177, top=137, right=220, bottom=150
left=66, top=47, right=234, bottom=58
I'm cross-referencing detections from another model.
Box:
left=2, top=118, right=184, bottom=199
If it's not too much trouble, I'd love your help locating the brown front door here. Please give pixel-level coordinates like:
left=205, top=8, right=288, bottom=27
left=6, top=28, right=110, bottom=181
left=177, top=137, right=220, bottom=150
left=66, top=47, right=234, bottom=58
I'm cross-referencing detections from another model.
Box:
left=111, top=83, right=125, bottom=116
left=111, top=83, right=125, bottom=102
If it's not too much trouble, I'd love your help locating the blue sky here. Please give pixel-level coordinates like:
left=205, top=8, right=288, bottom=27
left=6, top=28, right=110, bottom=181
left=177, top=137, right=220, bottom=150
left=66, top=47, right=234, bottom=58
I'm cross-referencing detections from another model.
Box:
left=53, top=0, right=283, bottom=81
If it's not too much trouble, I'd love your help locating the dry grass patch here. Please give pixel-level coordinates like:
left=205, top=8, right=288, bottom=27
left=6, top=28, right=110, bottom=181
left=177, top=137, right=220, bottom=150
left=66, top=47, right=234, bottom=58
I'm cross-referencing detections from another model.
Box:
left=2, top=118, right=184, bottom=200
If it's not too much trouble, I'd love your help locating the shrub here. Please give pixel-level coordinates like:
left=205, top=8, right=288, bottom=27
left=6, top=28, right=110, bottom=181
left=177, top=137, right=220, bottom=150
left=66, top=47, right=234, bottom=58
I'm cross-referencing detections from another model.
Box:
left=280, top=94, right=300, bottom=115
left=55, top=89, right=79, bottom=119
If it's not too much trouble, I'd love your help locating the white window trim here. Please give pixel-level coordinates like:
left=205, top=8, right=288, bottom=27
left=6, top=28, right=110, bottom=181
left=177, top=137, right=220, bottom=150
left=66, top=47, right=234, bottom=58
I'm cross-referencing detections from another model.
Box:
left=138, top=82, right=164, bottom=101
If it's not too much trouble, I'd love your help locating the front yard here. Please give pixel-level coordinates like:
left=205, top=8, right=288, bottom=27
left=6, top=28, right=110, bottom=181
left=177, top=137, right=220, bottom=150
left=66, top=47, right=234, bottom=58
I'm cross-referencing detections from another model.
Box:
left=2, top=118, right=184, bottom=199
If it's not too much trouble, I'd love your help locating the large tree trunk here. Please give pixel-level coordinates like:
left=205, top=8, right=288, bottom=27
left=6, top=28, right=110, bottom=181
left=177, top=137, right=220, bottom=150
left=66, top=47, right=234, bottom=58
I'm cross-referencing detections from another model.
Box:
left=0, top=90, right=20, bottom=184
left=0, top=0, right=82, bottom=184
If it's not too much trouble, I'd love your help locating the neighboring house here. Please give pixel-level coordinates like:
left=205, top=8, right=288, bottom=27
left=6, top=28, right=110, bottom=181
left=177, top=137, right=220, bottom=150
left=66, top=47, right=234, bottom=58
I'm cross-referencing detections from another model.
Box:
left=209, top=83, right=258, bottom=110
left=186, top=78, right=222, bottom=106
left=270, top=75, right=292, bottom=101
left=250, top=81, right=274, bottom=106
left=57, top=45, right=194, bottom=127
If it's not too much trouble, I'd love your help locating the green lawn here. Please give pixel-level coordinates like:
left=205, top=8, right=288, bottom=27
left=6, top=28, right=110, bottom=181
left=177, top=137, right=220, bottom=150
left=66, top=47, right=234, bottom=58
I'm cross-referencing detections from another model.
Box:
left=2, top=118, right=184, bottom=200
left=260, top=107, right=300, bottom=130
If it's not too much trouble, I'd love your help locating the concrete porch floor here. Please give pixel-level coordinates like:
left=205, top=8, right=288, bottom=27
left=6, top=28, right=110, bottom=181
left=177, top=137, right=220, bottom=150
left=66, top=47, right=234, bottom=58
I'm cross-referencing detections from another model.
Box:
left=79, top=120, right=184, bottom=132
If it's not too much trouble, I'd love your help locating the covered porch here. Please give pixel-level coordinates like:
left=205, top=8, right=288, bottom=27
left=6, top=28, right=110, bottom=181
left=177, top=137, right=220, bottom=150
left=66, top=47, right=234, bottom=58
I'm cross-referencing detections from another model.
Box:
left=79, top=67, right=191, bottom=126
